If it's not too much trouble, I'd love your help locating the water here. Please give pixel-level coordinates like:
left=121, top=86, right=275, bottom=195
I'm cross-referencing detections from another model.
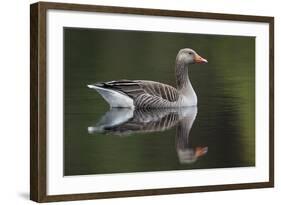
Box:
left=63, top=28, right=255, bottom=176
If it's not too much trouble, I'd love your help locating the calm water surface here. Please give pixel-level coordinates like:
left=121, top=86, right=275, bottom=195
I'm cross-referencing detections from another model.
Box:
left=64, top=28, right=255, bottom=176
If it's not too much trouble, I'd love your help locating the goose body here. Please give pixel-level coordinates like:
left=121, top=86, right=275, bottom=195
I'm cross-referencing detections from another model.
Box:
left=88, top=48, right=207, bottom=108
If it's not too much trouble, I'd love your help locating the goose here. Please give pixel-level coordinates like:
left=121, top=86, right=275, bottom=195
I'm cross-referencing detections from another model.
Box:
left=88, top=48, right=208, bottom=108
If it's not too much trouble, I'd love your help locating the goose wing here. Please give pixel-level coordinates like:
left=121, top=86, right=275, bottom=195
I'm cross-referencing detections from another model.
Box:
left=95, top=80, right=179, bottom=103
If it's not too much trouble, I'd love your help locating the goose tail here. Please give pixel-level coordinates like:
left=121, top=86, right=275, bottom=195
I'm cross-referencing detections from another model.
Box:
left=87, top=84, right=135, bottom=108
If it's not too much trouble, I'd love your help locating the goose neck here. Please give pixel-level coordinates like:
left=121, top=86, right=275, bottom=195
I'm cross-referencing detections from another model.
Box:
left=175, top=60, right=191, bottom=90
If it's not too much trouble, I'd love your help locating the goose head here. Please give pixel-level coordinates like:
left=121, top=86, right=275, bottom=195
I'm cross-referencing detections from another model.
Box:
left=177, top=48, right=208, bottom=64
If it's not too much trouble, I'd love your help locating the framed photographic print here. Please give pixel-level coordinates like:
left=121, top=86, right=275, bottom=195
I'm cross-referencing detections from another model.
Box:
left=30, top=1, right=274, bottom=202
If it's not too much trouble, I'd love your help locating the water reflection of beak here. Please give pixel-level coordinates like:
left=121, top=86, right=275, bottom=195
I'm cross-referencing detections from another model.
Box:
left=195, top=146, right=208, bottom=157
left=194, top=54, right=208, bottom=64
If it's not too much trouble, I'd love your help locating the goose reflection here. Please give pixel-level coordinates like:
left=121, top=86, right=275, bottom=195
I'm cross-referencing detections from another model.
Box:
left=88, top=107, right=207, bottom=164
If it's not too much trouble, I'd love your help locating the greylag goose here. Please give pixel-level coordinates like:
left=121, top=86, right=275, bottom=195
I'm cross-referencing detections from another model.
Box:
left=88, top=48, right=207, bottom=108
left=88, top=107, right=208, bottom=164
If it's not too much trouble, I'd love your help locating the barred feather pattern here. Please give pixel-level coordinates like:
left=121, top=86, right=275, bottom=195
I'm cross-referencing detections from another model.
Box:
left=96, top=80, right=180, bottom=108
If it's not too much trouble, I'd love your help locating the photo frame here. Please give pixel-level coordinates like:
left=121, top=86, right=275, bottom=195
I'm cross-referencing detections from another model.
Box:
left=30, top=1, right=274, bottom=202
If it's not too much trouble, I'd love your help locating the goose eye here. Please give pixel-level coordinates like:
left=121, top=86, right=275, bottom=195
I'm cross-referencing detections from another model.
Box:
left=188, top=52, right=192, bottom=55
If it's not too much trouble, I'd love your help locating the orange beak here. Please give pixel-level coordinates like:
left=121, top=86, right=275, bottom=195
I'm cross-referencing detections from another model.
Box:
left=194, top=54, right=208, bottom=64
left=195, top=146, right=208, bottom=157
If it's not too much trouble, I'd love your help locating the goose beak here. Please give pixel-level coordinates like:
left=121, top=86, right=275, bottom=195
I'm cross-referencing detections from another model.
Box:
left=194, top=54, right=208, bottom=64
left=195, top=146, right=208, bottom=157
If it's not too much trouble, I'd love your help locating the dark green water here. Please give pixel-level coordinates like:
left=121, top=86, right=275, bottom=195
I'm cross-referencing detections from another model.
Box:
left=63, top=28, right=255, bottom=176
